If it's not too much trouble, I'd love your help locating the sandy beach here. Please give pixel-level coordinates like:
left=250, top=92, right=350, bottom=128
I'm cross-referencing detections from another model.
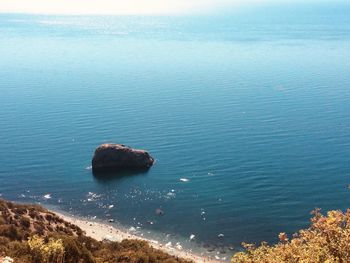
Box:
left=54, top=211, right=223, bottom=263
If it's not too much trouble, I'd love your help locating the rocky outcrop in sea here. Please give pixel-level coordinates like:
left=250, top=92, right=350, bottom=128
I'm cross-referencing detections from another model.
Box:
left=92, top=143, right=154, bottom=173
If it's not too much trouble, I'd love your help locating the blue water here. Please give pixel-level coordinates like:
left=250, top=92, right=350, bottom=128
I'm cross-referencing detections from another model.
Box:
left=1, top=5, right=350, bottom=258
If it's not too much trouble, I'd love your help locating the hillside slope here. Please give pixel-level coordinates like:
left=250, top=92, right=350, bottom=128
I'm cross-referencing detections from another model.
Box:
left=0, top=199, right=191, bottom=263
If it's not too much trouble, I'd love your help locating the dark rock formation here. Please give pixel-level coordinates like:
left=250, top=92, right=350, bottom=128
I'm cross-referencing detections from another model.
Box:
left=92, top=144, right=154, bottom=174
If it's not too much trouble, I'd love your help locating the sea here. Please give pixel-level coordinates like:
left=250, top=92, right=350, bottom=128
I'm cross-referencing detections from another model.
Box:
left=1, top=3, right=350, bottom=260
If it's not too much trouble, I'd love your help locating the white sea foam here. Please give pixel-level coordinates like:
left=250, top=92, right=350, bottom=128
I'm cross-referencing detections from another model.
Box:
left=175, top=242, right=183, bottom=250
left=43, top=194, right=51, bottom=199
left=129, top=226, right=137, bottom=232
left=165, top=242, right=172, bottom=247
left=86, top=192, right=101, bottom=202
left=166, top=192, right=176, bottom=198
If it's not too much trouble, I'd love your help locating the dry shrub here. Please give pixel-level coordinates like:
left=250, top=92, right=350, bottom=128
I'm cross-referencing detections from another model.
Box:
left=44, top=214, right=53, bottom=222
left=20, top=217, right=31, bottom=229
left=0, top=225, right=20, bottom=240
left=28, top=209, right=38, bottom=219
left=232, top=209, right=350, bottom=263
left=13, top=206, right=27, bottom=215
left=28, top=235, right=65, bottom=263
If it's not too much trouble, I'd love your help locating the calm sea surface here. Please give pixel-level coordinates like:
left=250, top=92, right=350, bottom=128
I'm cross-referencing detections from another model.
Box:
left=1, top=6, right=350, bottom=258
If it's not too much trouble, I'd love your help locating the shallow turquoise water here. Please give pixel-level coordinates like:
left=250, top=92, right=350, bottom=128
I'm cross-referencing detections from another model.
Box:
left=1, top=6, right=350, bottom=256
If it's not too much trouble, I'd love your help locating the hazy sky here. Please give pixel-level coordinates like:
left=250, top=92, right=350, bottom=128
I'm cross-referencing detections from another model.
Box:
left=0, top=0, right=344, bottom=15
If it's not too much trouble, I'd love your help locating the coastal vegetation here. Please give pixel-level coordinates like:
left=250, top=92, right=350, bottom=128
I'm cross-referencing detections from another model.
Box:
left=232, top=209, right=350, bottom=263
left=0, top=199, right=190, bottom=263
left=3, top=198, right=350, bottom=263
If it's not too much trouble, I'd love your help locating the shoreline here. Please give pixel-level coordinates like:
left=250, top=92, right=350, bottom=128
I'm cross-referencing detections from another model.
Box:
left=53, top=210, right=223, bottom=263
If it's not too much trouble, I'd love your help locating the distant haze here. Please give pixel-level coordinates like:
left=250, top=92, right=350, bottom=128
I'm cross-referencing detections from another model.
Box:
left=0, top=0, right=346, bottom=15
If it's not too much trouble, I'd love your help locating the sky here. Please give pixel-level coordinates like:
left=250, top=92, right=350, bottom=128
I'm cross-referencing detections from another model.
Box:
left=0, top=0, right=345, bottom=15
